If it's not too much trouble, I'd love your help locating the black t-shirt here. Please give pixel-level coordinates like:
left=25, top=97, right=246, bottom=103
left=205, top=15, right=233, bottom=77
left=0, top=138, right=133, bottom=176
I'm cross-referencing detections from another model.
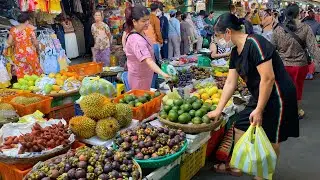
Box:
left=229, top=34, right=296, bottom=106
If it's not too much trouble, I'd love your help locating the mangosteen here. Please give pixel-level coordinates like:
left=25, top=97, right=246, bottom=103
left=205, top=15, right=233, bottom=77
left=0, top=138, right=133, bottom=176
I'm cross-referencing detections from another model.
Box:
left=163, top=128, right=169, bottom=134
left=122, top=171, right=130, bottom=178
left=151, top=153, right=158, bottom=158
left=144, top=155, right=150, bottom=159
left=174, top=135, right=180, bottom=140
left=41, top=177, right=50, bottom=180
left=50, top=169, right=59, bottom=179
left=120, top=164, right=129, bottom=172
left=157, top=127, right=164, bottom=133
left=67, top=168, right=76, bottom=178
left=168, top=130, right=175, bottom=137
left=112, top=161, right=120, bottom=170
left=138, top=141, right=145, bottom=148
left=64, top=163, right=72, bottom=172
left=118, top=147, right=124, bottom=152
left=121, top=142, right=131, bottom=150
left=141, top=123, right=147, bottom=129
left=122, top=159, right=129, bottom=165
left=155, top=143, right=161, bottom=149
left=128, top=150, right=135, bottom=157
left=180, top=132, right=186, bottom=138
left=144, top=141, right=152, bottom=147
left=127, top=164, right=133, bottom=171
left=116, top=137, right=124, bottom=145
left=105, top=150, right=113, bottom=158
left=124, top=136, right=131, bottom=142
left=135, top=152, right=144, bottom=160
left=98, top=173, right=108, bottom=180
left=75, top=168, right=86, bottom=178
left=131, top=135, right=138, bottom=141
left=104, top=164, right=112, bottom=173
left=77, top=161, right=87, bottom=169
left=54, top=157, right=62, bottom=164
left=127, top=160, right=133, bottom=164
left=110, top=170, right=120, bottom=178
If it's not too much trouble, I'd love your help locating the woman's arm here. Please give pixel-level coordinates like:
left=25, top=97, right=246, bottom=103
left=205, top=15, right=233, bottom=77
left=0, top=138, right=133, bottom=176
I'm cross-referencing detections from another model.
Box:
left=122, top=31, right=127, bottom=51
left=210, top=43, right=231, bottom=59
left=214, top=69, right=239, bottom=113
left=31, top=31, right=39, bottom=52
left=145, top=58, right=170, bottom=78
left=256, top=60, right=275, bottom=112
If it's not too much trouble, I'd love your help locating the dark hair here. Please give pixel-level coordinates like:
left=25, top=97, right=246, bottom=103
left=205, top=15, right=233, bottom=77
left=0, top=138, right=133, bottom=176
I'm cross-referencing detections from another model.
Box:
left=18, top=12, right=30, bottom=23
left=214, top=13, right=243, bottom=33
left=125, top=5, right=150, bottom=33
left=176, top=11, right=182, bottom=17
left=150, top=3, right=158, bottom=12
left=199, top=10, right=206, bottom=16
left=244, top=12, right=251, bottom=19
left=181, top=13, right=187, bottom=21
left=307, top=10, right=315, bottom=20
left=210, top=11, right=214, bottom=14
left=265, top=9, right=272, bottom=16
left=253, top=9, right=258, bottom=14
left=170, top=12, right=176, bottom=18
left=94, top=10, right=104, bottom=17
left=284, top=3, right=299, bottom=32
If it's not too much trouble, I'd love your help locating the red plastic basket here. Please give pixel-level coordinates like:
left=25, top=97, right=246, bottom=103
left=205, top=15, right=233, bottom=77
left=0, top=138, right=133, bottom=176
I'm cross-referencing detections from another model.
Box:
left=1, top=92, right=53, bottom=116
left=113, top=90, right=164, bottom=121
left=67, top=62, right=103, bottom=76
left=47, top=103, right=75, bottom=122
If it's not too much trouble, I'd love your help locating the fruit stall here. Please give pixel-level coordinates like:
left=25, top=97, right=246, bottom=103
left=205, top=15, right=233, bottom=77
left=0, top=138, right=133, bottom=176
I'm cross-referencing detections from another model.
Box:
left=0, top=55, right=250, bottom=180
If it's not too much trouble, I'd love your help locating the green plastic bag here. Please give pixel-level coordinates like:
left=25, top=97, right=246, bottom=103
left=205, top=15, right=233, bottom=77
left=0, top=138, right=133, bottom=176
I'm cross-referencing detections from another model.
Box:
left=79, top=77, right=116, bottom=97
left=230, top=125, right=277, bottom=179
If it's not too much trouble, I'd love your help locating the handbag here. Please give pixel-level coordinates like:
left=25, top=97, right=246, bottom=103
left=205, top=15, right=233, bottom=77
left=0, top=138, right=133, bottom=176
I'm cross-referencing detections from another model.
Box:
left=279, top=24, right=312, bottom=64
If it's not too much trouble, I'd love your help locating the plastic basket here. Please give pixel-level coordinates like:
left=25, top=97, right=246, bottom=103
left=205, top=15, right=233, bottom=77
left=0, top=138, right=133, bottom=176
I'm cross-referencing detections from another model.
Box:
left=180, top=142, right=207, bottom=180
left=74, top=103, right=84, bottom=116
left=47, top=103, right=75, bottom=121
left=131, top=140, right=188, bottom=169
left=1, top=93, right=53, bottom=116
left=113, top=90, right=164, bottom=121
left=67, top=62, right=103, bottom=76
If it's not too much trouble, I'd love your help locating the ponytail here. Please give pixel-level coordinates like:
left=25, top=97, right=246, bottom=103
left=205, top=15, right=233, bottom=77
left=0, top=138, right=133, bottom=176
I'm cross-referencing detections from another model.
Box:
left=125, top=6, right=134, bottom=33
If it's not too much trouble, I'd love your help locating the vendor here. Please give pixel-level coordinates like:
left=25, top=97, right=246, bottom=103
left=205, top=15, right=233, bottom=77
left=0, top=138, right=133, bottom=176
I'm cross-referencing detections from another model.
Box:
left=6, top=12, right=42, bottom=79
left=124, top=5, right=170, bottom=90
left=210, top=35, right=231, bottom=60
left=207, top=13, right=299, bottom=178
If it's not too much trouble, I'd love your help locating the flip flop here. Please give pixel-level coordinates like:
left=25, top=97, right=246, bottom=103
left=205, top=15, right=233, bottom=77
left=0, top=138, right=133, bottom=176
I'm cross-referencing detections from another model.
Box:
left=212, top=163, right=243, bottom=177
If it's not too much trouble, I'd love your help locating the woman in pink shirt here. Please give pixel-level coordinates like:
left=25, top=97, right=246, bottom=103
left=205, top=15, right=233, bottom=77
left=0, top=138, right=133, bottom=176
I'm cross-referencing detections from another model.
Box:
left=124, top=5, right=169, bottom=90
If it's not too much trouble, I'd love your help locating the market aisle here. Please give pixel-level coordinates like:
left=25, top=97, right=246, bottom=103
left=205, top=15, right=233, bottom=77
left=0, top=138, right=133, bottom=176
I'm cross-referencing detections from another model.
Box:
left=193, top=75, right=320, bottom=180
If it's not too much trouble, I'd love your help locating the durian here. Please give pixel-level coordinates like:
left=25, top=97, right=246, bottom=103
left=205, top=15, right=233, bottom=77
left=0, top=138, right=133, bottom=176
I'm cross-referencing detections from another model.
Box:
left=114, top=103, right=132, bottom=128
left=10, top=96, right=41, bottom=105
left=0, top=103, right=15, bottom=111
left=80, top=93, right=113, bottom=119
left=96, top=117, right=120, bottom=140
left=69, top=116, right=96, bottom=139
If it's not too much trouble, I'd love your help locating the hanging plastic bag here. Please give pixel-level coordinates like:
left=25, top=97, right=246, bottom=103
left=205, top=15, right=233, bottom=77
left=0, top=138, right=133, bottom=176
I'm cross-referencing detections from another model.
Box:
left=230, top=125, right=277, bottom=179
left=79, top=77, right=116, bottom=98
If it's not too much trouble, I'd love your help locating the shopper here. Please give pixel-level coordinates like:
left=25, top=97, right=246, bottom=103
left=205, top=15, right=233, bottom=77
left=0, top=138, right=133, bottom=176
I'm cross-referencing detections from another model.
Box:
left=158, top=4, right=169, bottom=59
left=261, top=9, right=274, bottom=41
left=124, top=5, right=170, bottom=90
left=180, top=13, right=192, bottom=55
left=302, top=10, right=320, bottom=36
left=210, top=35, right=231, bottom=60
left=272, top=4, right=320, bottom=118
left=243, top=12, right=254, bottom=34
left=168, top=10, right=181, bottom=58
left=205, top=11, right=215, bottom=26
left=194, top=10, right=206, bottom=52
left=208, top=13, right=299, bottom=178
left=91, top=11, right=112, bottom=66
left=251, top=9, right=262, bottom=34
left=144, top=3, right=163, bottom=63
left=6, top=12, right=42, bottom=78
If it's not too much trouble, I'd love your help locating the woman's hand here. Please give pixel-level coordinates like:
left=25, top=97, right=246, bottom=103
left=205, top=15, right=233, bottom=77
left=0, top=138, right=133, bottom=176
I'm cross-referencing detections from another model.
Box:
left=207, top=109, right=222, bottom=121
left=249, top=108, right=263, bottom=126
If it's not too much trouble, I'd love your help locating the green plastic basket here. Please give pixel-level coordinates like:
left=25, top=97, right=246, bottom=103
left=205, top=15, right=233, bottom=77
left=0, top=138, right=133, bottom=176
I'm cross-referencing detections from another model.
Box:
left=113, top=140, right=188, bottom=169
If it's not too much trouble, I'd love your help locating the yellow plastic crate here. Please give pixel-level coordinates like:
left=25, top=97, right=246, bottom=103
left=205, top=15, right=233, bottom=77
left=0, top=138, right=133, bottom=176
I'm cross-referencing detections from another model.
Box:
left=180, top=142, right=207, bottom=180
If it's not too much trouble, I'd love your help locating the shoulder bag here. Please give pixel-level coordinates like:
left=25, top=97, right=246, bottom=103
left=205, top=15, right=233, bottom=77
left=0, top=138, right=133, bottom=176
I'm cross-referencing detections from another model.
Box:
left=279, top=24, right=312, bottom=64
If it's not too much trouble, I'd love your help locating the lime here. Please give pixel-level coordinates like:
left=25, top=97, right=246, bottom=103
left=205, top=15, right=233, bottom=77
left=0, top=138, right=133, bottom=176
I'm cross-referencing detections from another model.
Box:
left=202, top=115, right=211, bottom=124
left=154, top=91, right=161, bottom=97
left=189, top=110, right=196, bottom=118
left=172, top=106, right=180, bottom=111
left=168, top=112, right=179, bottom=122
left=178, top=110, right=185, bottom=115
left=163, top=105, right=172, bottom=113
left=210, top=105, right=217, bottom=111
left=195, top=109, right=205, bottom=118
left=178, top=113, right=191, bottom=124
left=192, top=102, right=202, bottom=110
left=192, top=117, right=202, bottom=124
left=181, top=104, right=192, bottom=112
left=173, top=99, right=184, bottom=106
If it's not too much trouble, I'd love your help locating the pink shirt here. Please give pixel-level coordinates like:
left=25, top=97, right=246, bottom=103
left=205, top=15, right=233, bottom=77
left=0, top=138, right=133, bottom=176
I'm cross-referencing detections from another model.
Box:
left=125, top=33, right=155, bottom=90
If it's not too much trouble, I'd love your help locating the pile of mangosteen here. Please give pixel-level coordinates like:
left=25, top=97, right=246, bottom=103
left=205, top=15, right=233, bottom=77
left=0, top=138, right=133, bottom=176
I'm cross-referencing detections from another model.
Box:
left=25, top=146, right=141, bottom=180
left=114, top=123, right=186, bottom=160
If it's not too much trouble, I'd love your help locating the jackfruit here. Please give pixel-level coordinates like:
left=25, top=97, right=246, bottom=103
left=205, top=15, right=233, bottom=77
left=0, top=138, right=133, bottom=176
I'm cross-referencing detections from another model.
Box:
left=0, top=103, right=15, bottom=111
left=114, top=103, right=132, bottom=128
left=80, top=93, right=112, bottom=119
left=96, top=117, right=120, bottom=140
left=69, top=116, right=96, bottom=139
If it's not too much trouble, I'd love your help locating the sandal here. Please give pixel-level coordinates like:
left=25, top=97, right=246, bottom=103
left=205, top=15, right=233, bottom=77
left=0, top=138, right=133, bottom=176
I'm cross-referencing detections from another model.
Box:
left=212, top=163, right=243, bottom=177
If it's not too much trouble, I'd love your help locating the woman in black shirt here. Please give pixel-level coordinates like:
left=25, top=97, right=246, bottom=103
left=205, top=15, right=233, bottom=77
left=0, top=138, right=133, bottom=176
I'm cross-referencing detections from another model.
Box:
left=208, top=13, right=299, bottom=179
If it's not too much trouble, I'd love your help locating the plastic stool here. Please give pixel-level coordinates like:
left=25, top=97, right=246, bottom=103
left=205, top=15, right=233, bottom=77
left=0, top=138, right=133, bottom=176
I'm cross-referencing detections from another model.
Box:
left=117, top=84, right=125, bottom=96
left=121, top=71, right=131, bottom=91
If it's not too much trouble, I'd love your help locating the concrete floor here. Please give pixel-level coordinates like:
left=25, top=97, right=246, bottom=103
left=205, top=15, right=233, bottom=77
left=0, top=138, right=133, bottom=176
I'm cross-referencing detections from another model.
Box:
left=193, top=75, right=320, bottom=180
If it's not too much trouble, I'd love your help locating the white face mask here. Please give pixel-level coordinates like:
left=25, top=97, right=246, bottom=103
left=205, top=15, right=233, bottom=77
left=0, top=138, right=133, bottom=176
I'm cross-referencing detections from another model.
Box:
left=156, top=11, right=162, bottom=17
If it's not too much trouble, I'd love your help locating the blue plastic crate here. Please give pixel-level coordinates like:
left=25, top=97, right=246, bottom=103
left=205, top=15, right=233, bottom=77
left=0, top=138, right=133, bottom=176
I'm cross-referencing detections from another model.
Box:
left=74, top=103, right=83, bottom=116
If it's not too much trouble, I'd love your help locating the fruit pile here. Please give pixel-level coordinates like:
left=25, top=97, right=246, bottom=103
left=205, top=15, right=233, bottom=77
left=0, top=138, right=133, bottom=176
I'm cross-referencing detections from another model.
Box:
left=159, top=96, right=216, bottom=125
left=190, top=66, right=211, bottom=80
left=114, top=124, right=186, bottom=160
left=213, top=66, right=229, bottom=77
left=0, top=122, right=70, bottom=154
left=176, top=69, right=192, bottom=87
left=0, top=102, right=19, bottom=127
left=25, top=146, right=141, bottom=180
left=12, top=75, right=40, bottom=91
left=10, top=96, right=42, bottom=105
left=70, top=93, right=133, bottom=140
left=192, top=86, right=222, bottom=105
left=118, top=92, right=161, bottom=107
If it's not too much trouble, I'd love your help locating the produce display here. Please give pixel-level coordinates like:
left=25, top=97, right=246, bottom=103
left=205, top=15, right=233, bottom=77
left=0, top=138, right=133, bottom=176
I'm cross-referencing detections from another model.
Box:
left=190, top=66, right=211, bottom=80
left=70, top=93, right=132, bottom=140
left=0, top=122, right=70, bottom=154
left=212, top=66, right=229, bottom=77
left=192, top=86, right=222, bottom=105
left=118, top=92, right=161, bottom=107
left=159, top=96, right=216, bottom=125
left=114, top=124, right=186, bottom=160
left=12, top=72, right=81, bottom=95
left=25, top=146, right=141, bottom=180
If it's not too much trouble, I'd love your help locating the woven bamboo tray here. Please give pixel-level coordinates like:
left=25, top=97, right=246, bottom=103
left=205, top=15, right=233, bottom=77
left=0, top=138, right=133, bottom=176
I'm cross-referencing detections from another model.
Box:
left=158, top=116, right=223, bottom=134
left=24, top=150, right=143, bottom=180
left=47, top=89, right=79, bottom=98
left=0, top=143, right=72, bottom=165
